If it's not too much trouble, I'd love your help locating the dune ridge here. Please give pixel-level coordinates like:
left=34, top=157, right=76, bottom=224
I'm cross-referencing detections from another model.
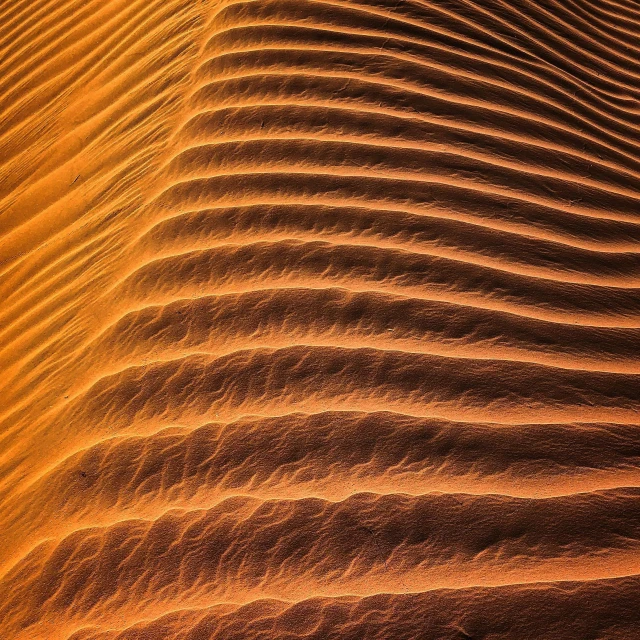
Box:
left=1, top=0, right=639, bottom=638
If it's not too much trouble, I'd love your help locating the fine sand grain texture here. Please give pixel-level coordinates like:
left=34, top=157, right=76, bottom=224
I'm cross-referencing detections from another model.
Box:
left=1, top=0, right=640, bottom=638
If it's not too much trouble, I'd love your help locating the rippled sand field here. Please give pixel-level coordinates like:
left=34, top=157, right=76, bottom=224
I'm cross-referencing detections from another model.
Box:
left=1, top=0, right=640, bottom=638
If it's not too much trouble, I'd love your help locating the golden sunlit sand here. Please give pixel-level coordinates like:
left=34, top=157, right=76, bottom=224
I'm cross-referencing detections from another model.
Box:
left=1, top=0, right=640, bottom=638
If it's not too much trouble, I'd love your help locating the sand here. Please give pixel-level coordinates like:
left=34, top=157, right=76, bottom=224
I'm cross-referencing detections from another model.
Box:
left=1, top=0, right=639, bottom=638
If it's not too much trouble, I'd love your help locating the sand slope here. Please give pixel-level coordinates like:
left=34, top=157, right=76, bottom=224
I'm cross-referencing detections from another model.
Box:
left=1, top=0, right=639, bottom=638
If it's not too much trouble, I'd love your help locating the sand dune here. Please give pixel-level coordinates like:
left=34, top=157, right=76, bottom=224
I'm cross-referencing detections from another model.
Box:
left=1, top=0, right=639, bottom=638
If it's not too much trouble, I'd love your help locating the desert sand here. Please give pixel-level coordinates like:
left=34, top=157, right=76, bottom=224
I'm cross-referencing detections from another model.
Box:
left=1, top=0, right=640, bottom=638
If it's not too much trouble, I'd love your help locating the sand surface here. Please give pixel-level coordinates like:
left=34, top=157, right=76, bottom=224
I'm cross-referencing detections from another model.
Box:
left=1, top=0, right=640, bottom=638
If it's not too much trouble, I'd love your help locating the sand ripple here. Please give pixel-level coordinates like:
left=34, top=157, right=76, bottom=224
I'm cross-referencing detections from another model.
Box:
left=1, top=0, right=639, bottom=638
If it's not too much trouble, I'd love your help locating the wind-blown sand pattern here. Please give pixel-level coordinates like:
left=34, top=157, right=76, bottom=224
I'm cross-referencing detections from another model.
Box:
left=1, top=0, right=640, bottom=637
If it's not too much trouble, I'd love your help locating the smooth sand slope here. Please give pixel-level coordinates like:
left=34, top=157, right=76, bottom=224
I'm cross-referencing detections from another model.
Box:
left=1, top=0, right=640, bottom=638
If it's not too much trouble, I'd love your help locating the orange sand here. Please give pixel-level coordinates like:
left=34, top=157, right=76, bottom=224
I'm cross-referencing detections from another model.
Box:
left=1, top=0, right=640, bottom=638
